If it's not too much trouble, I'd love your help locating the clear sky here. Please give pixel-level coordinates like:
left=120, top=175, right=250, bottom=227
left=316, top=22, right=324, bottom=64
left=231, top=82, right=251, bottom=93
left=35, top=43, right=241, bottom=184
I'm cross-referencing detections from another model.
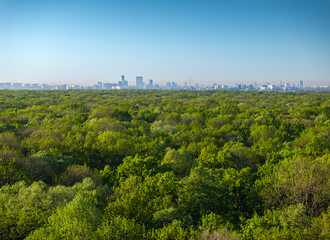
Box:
left=0, top=0, right=329, bottom=86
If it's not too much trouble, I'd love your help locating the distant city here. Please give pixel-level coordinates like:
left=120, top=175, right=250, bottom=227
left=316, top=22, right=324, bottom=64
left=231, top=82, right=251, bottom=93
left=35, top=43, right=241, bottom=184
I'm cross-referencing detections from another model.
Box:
left=0, top=76, right=329, bottom=91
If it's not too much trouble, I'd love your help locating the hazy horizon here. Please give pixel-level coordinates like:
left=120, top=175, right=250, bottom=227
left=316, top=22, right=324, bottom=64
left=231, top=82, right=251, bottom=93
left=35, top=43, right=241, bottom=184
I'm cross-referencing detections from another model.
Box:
left=1, top=0, right=330, bottom=85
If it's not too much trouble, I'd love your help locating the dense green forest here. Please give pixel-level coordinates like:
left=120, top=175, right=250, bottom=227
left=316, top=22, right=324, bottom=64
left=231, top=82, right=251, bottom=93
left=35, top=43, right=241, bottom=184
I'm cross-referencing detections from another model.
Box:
left=0, top=90, right=329, bottom=240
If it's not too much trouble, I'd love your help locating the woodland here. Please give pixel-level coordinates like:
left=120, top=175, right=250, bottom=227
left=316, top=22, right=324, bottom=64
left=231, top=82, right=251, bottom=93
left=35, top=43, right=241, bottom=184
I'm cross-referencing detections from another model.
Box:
left=0, top=89, right=329, bottom=239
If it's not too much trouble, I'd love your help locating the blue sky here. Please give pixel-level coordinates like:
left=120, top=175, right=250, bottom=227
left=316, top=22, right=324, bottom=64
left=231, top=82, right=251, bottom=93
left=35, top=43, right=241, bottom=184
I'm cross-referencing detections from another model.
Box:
left=0, top=0, right=329, bottom=85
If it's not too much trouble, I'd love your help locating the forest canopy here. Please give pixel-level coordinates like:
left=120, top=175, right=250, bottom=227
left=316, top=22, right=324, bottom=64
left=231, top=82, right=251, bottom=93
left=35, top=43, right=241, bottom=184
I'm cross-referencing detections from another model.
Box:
left=0, top=89, right=329, bottom=239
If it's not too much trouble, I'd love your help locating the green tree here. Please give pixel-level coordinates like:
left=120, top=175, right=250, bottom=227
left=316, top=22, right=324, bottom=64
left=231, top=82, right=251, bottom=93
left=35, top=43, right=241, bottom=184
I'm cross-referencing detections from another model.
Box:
left=106, top=172, right=178, bottom=225
left=0, top=158, right=27, bottom=186
left=249, top=124, right=277, bottom=144
left=0, top=178, right=106, bottom=240
left=27, top=192, right=102, bottom=240
left=117, top=155, right=160, bottom=180
left=149, top=220, right=197, bottom=240
left=242, top=204, right=310, bottom=240
left=97, top=216, right=147, bottom=240
left=178, top=167, right=233, bottom=220
left=161, top=148, right=195, bottom=176
left=57, top=164, right=96, bottom=186
left=261, top=154, right=330, bottom=215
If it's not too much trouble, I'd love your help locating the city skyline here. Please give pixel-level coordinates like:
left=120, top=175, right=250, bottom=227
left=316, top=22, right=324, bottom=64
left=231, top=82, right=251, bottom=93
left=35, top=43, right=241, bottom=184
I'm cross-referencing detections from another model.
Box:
left=0, top=75, right=327, bottom=88
left=1, top=0, right=330, bottom=85
left=1, top=77, right=329, bottom=92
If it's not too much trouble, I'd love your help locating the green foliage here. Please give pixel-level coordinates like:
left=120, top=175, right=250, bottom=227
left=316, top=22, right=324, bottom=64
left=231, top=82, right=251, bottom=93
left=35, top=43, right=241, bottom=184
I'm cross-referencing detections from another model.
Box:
left=151, top=120, right=178, bottom=135
left=152, top=207, right=193, bottom=229
left=0, top=178, right=107, bottom=240
left=196, top=144, right=220, bottom=169
left=249, top=124, right=277, bottom=144
left=57, top=164, right=96, bottom=186
left=0, top=123, right=16, bottom=133
left=165, top=112, right=181, bottom=124
left=306, top=208, right=330, bottom=239
left=23, top=130, right=63, bottom=155
left=0, top=181, right=50, bottom=240
left=31, top=151, right=76, bottom=174
left=178, top=167, right=233, bottom=220
left=0, top=90, right=329, bottom=238
left=110, top=108, right=132, bottom=122
left=216, top=150, right=239, bottom=169
left=242, top=204, right=312, bottom=240
left=93, top=130, right=136, bottom=167
left=223, top=167, right=260, bottom=224
left=27, top=192, right=102, bottom=240
left=117, top=155, right=161, bottom=180
left=97, top=216, right=147, bottom=240
left=0, top=132, right=21, bottom=152
left=222, top=141, right=262, bottom=170
left=199, top=228, right=241, bottom=240
left=0, top=158, right=28, bottom=186
left=200, top=212, right=231, bottom=232
left=98, top=165, right=117, bottom=187
left=161, top=148, right=195, bottom=176
left=262, top=154, right=330, bottom=215
left=149, top=220, right=198, bottom=240
left=106, top=172, right=178, bottom=225
left=18, top=151, right=76, bottom=185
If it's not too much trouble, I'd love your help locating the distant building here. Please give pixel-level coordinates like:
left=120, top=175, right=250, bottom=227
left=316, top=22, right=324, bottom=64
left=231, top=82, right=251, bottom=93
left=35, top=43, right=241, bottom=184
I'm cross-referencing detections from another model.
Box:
left=0, top=82, right=12, bottom=89
left=267, top=84, right=275, bottom=90
left=136, top=76, right=144, bottom=89
left=2, top=79, right=327, bottom=91
left=24, top=83, right=31, bottom=89
left=56, top=84, right=67, bottom=90
left=96, top=82, right=103, bottom=89
left=13, top=83, right=23, bottom=89
left=145, top=79, right=154, bottom=89
left=42, top=84, right=52, bottom=90
left=260, top=85, right=268, bottom=90
left=119, top=75, right=128, bottom=89
left=103, top=83, right=112, bottom=89
left=171, top=82, right=177, bottom=89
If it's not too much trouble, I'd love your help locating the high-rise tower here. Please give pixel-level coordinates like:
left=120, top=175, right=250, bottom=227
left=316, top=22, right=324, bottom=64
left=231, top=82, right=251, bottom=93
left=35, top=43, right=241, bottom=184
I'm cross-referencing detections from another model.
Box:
left=136, top=76, right=144, bottom=89
left=119, top=75, right=128, bottom=89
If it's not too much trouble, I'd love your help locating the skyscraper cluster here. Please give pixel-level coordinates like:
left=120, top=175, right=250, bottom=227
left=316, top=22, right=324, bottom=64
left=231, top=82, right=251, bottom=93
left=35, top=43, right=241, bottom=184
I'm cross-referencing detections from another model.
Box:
left=1, top=78, right=329, bottom=91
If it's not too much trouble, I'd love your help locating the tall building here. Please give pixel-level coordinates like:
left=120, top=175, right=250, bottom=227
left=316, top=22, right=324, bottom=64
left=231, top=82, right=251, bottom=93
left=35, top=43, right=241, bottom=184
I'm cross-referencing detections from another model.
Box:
left=145, top=79, right=153, bottom=90
left=299, top=80, right=303, bottom=88
left=136, top=76, right=144, bottom=89
left=13, top=83, right=23, bottom=89
left=103, top=83, right=113, bottom=89
left=119, top=75, right=128, bottom=89
left=97, top=82, right=102, bottom=89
